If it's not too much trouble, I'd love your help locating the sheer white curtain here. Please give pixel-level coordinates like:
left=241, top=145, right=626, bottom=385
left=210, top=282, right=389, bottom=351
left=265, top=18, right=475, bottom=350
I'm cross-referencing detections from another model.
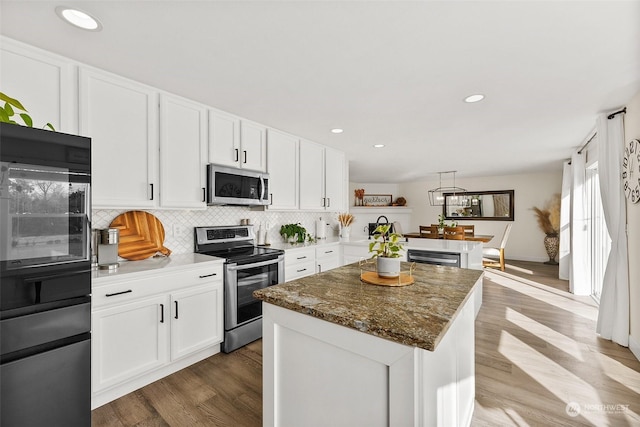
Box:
left=570, top=152, right=590, bottom=295
left=559, top=161, right=571, bottom=280
left=596, top=114, right=629, bottom=346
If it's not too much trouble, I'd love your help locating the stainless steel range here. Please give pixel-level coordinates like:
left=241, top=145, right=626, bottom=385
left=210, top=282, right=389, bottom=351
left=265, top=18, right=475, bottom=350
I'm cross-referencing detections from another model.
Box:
left=194, top=225, right=284, bottom=353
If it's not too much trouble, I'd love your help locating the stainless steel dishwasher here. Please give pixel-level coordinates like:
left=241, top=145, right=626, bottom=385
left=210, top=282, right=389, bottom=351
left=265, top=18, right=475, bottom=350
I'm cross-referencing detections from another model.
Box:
left=407, top=249, right=461, bottom=267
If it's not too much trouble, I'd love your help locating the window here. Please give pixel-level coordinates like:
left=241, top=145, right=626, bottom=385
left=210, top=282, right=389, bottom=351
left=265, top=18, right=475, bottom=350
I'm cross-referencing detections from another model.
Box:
left=584, top=163, right=611, bottom=301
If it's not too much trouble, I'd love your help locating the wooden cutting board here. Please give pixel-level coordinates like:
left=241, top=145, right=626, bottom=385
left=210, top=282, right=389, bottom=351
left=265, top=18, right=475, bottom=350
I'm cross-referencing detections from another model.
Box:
left=109, top=211, right=171, bottom=261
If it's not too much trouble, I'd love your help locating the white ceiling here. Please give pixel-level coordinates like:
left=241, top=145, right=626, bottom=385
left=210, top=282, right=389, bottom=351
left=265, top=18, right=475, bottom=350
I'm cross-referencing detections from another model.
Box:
left=1, top=1, right=639, bottom=183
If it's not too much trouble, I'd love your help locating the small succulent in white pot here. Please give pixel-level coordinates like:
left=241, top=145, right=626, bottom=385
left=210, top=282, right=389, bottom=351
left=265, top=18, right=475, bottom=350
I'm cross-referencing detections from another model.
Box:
left=368, top=224, right=404, bottom=278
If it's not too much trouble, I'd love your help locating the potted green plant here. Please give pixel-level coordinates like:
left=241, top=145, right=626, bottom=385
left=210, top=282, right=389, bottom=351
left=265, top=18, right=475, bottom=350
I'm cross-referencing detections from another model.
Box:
left=437, top=214, right=457, bottom=230
left=368, top=224, right=404, bottom=278
left=0, top=92, right=55, bottom=130
left=279, top=223, right=308, bottom=244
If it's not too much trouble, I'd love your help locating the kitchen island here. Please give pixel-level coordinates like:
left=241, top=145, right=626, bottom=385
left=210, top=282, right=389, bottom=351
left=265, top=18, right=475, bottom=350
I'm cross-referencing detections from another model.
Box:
left=254, top=262, right=483, bottom=427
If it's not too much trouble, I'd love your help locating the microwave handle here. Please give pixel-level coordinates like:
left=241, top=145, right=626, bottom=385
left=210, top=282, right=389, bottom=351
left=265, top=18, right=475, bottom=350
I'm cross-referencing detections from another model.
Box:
left=260, top=175, right=265, bottom=201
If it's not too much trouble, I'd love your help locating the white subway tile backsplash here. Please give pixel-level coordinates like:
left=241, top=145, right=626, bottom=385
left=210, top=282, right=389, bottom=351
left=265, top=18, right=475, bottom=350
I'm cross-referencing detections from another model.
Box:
left=92, top=207, right=341, bottom=255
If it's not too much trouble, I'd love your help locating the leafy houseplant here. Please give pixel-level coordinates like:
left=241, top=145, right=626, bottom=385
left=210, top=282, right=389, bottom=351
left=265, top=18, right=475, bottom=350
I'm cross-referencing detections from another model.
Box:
left=368, top=224, right=404, bottom=278
left=437, top=214, right=457, bottom=229
left=0, top=92, right=55, bottom=130
left=279, top=223, right=308, bottom=244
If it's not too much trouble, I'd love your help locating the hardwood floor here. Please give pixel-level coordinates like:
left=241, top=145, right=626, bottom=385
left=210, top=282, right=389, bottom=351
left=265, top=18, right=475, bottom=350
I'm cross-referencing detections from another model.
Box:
left=92, top=263, right=640, bottom=426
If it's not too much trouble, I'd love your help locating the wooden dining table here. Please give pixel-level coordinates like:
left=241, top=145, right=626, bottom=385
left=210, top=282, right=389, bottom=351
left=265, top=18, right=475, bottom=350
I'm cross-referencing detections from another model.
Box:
left=403, top=232, right=494, bottom=243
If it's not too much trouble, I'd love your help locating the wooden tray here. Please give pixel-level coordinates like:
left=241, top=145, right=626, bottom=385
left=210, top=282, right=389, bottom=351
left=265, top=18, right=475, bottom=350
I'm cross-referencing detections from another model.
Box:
left=360, top=271, right=415, bottom=287
left=109, top=211, right=171, bottom=261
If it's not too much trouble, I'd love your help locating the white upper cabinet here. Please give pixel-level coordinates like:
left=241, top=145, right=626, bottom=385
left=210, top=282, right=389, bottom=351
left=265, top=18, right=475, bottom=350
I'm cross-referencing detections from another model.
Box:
left=240, top=120, right=267, bottom=172
left=299, top=140, right=326, bottom=210
left=324, top=147, right=346, bottom=211
left=208, top=111, right=267, bottom=172
left=0, top=38, right=76, bottom=133
left=208, top=109, right=240, bottom=168
left=299, top=142, right=346, bottom=211
left=80, top=67, right=159, bottom=209
left=159, top=94, right=207, bottom=209
left=266, top=129, right=298, bottom=210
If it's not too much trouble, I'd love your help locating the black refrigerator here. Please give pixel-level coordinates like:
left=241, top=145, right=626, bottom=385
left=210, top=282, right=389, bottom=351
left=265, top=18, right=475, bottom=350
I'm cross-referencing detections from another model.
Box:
left=0, top=122, right=92, bottom=426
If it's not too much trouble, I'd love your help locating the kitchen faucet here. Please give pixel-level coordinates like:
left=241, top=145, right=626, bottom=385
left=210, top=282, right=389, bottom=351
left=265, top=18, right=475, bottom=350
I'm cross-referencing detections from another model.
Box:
left=376, top=215, right=389, bottom=224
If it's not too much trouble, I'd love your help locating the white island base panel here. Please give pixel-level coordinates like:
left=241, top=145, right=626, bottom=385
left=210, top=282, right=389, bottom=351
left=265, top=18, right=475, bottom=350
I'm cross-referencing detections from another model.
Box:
left=262, top=286, right=478, bottom=427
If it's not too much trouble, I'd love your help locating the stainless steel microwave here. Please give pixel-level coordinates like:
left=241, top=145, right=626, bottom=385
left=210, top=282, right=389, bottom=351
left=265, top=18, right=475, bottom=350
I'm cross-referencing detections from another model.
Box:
left=207, top=164, right=269, bottom=206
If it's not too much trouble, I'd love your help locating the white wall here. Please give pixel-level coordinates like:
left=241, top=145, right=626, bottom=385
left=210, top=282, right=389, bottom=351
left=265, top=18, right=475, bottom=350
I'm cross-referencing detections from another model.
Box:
left=624, top=89, right=640, bottom=356
left=395, top=171, right=563, bottom=262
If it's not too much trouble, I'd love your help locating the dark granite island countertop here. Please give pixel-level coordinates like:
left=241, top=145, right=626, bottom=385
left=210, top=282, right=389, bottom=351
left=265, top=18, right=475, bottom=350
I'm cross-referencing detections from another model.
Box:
left=254, top=262, right=483, bottom=352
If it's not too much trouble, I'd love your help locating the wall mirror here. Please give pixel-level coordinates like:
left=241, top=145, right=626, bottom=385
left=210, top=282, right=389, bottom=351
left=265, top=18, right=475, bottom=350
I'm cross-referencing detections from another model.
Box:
left=443, top=190, right=514, bottom=221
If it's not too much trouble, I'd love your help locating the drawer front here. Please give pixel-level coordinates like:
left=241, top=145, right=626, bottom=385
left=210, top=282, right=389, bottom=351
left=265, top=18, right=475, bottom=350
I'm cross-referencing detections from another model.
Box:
left=285, top=259, right=316, bottom=281
left=284, top=247, right=316, bottom=266
left=315, top=245, right=340, bottom=259
left=93, top=264, right=223, bottom=308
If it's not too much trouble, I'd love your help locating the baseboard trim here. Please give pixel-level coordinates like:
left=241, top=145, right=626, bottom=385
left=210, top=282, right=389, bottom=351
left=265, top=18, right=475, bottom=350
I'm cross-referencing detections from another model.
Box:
left=629, top=335, right=640, bottom=362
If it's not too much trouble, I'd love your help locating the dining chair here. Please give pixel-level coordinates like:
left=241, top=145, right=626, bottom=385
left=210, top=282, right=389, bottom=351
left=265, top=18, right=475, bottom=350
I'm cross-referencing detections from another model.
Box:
left=443, top=226, right=465, bottom=240
left=482, top=223, right=513, bottom=271
left=419, top=225, right=439, bottom=239
left=461, top=225, right=475, bottom=237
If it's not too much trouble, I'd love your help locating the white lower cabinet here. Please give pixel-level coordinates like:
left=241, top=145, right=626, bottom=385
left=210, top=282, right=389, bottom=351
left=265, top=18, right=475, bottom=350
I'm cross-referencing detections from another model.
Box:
left=91, top=257, right=223, bottom=409
left=170, top=284, right=222, bottom=360
left=316, top=244, right=341, bottom=273
left=284, top=247, right=316, bottom=281
left=92, top=295, right=168, bottom=393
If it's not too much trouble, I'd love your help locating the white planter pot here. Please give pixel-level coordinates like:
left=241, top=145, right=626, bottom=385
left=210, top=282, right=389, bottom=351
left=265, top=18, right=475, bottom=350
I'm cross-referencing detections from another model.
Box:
left=377, top=257, right=401, bottom=278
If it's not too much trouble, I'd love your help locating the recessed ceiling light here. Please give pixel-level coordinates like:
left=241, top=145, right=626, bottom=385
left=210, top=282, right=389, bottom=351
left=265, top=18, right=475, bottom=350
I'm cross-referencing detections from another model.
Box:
left=373, top=144, right=385, bottom=148
left=55, top=6, right=102, bottom=31
left=331, top=128, right=344, bottom=134
left=464, top=94, right=484, bottom=103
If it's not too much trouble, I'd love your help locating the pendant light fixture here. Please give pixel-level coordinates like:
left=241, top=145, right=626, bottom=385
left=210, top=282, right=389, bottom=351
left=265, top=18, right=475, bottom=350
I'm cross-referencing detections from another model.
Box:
left=428, top=171, right=467, bottom=206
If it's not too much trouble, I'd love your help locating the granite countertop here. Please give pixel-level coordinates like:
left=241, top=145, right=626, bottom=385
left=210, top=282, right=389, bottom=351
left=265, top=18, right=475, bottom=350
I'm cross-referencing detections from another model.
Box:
left=254, top=262, right=483, bottom=351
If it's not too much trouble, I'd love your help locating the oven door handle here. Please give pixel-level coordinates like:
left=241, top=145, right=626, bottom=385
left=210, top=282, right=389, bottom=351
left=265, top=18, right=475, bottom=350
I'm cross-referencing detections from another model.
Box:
left=226, top=257, right=282, bottom=272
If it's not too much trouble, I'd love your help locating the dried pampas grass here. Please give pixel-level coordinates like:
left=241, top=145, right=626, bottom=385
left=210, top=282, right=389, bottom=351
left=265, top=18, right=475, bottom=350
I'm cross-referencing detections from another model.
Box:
left=533, top=194, right=561, bottom=235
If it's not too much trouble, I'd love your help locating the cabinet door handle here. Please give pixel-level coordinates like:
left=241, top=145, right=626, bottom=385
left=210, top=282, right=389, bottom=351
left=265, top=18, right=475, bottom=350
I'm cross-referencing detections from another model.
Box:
left=234, top=148, right=239, bottom=162
left=150, top=183, right=154, bottom=200
left=321, top=198, right=326, bottom=207
left=243, top=150, right=247, bottom=164
left=327, top=197, right=330, bottom=207
left=318, top=265, right=322, bottom=273
left=325, top=250, right=334, bottom=254
left=199, top=273, right=217, bottom=278
left=202, top=187, right=206, bottom=202
left=174, top=301, right=179, bottom=319
left=296, top=268, right=307, bottom=272
left=296, top=256, right=307, bottom=260
left=270, top=193, right=273, bottom=205
left=160, top=304, right=164, bottom=323
left=105, top=289, right=132, bottom=297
